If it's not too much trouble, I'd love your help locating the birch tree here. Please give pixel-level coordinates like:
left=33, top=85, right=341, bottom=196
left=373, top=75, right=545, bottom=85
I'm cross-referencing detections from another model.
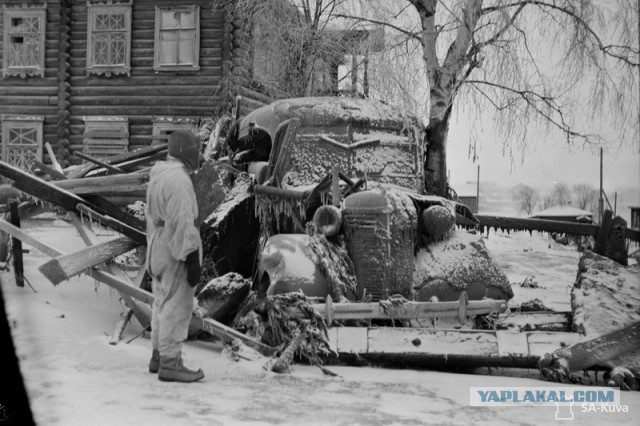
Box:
left=344, top=0, right=639, bottom=196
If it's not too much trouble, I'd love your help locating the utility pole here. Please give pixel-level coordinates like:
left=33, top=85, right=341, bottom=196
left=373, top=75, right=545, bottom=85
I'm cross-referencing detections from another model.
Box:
left=476, top=165, right=480, bottom=214
left=599, top=147, right=604, bottom=223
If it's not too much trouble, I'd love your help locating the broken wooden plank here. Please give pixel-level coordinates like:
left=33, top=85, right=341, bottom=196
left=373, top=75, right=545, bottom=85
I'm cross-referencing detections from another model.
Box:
left=38, top=236, right=139, bottom=285
left=90, top=150, right=166, bottom=177
left=53, top=172, right=149, bottom=196
left=68, top=143, right=167, bottom=178
left=73, top=151, right=125, bottom=174
left=45, top=142, right=64, bottom=174
left=0, top=160, right=145, bottom=244
left=0, top=219, right=62, bottom=257
left=9, top=201, right=24, bottom=287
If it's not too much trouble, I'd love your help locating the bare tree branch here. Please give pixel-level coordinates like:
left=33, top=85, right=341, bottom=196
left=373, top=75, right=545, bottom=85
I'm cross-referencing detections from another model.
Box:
left=333, top=14, right=422, bottom=42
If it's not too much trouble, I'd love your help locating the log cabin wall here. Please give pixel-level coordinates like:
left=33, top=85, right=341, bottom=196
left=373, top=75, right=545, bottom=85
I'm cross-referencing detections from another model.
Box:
left=0, top=0, right=232, bottom=169
left=66, top=0, right=225, bottom=164
left=0, top=0, right=62, bottom=169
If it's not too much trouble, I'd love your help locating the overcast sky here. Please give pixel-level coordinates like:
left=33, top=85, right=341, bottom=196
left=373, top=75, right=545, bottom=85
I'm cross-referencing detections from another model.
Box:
left=447, top=109, right=640, bottom=199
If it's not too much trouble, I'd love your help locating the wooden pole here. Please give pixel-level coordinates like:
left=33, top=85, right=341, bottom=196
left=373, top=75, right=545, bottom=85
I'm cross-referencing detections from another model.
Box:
left=476, top=165, right=480, bottom=214
left=9, top=201, right=24, bottom=287
left=599, top=147, right=604, bottom=223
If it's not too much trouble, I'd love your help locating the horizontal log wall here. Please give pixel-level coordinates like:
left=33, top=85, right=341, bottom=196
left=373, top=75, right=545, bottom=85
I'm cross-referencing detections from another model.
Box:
left=65, top=0, right=225, bottom=164
left=0, top=1, right=61, bottom=160
left=1, top=0, right=237, bottom=167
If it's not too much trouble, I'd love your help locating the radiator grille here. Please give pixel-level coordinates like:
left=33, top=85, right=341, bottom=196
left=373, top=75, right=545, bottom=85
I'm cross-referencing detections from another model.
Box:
left=344, top=212, right=390, bottom=301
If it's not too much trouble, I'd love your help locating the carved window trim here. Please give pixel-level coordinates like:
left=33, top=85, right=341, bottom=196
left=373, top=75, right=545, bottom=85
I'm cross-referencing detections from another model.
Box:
left=86, top=3, right=132, bottom=77
left=1, top=115, right=44, bottom=173
left=153, top=5, right=200, bottom=72
left=2, top=8, right=46, bottom=78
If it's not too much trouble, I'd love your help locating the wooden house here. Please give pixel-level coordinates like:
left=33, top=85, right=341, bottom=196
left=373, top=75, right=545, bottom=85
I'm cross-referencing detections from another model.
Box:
left=0, top=0, right=267, bottom=170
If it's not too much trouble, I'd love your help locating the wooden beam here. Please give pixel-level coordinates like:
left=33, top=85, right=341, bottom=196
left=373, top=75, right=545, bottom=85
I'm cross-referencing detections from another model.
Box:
left=0, top=219, right=61, bottom=257
left=540, top=321, right=640, bottom=380
left=75, top=204, right=145, bottom=244
left=38, top=236, right=139, bottom=285
left=0, top=160, right=146, bottom=244
left=471, top=214, right=640, bottom=243
left=73, top=151, right=125, bottom=174
left=45, top=142, right=64, bottom=173
left=88, top=150, right=166, bottom=177
left=67, top=143, right=167, bottom=178
left=52, top=172, right=149, bottom=195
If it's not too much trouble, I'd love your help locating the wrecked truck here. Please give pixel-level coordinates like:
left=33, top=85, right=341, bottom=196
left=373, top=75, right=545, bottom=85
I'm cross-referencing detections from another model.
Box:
left=197, top=97, right=513, bottom=305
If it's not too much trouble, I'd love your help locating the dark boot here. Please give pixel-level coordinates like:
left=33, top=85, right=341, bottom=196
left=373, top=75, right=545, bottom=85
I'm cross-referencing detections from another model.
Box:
left=149, top=349, right=160, bottom=374
left=158, top=355, right=204, bottom=383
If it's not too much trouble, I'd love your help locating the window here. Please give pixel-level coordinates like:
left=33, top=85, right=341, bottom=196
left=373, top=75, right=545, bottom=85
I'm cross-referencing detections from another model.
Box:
left=1, top=115, right=44, bottom=173
left=83, top=116, right=129, bottom=159
left=154, top=6, right=200, bottom=71
left=2, top=9, right=46, bottom=78
left=86, top=4, right=131, bottom=76
left=151, top=117, right=199, bottom=145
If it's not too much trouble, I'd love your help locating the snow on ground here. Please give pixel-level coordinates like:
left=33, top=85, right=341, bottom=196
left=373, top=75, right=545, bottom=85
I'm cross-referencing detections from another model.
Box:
left=1, top=220, right=639, bottom=425
left=484, top=230, right=580, bottom=312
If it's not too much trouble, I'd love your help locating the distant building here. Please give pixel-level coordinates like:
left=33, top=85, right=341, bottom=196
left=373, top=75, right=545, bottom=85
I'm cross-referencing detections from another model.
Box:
left=630, top=207, right=640, bottom=231
left=452, top=181, right=478, bottom=213
left=531, top=206, right=593, bottom=223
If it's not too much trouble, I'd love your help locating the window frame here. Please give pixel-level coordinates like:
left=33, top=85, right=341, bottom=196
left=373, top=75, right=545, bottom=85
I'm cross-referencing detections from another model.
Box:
left=1, top=115, right=44, bottom=173
left=2, top=8, right=46, bottom=78
left=153, top=5, right=200, bottom=72
left=82, top=116, right=130, bottom=159
left=151, top=117, right=199, bottom=146
left=86, top=4, right=132, bottom=77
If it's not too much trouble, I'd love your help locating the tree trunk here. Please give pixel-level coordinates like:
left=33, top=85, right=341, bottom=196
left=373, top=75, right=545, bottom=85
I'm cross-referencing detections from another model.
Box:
left=424, top=106, right=452, bottom=196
